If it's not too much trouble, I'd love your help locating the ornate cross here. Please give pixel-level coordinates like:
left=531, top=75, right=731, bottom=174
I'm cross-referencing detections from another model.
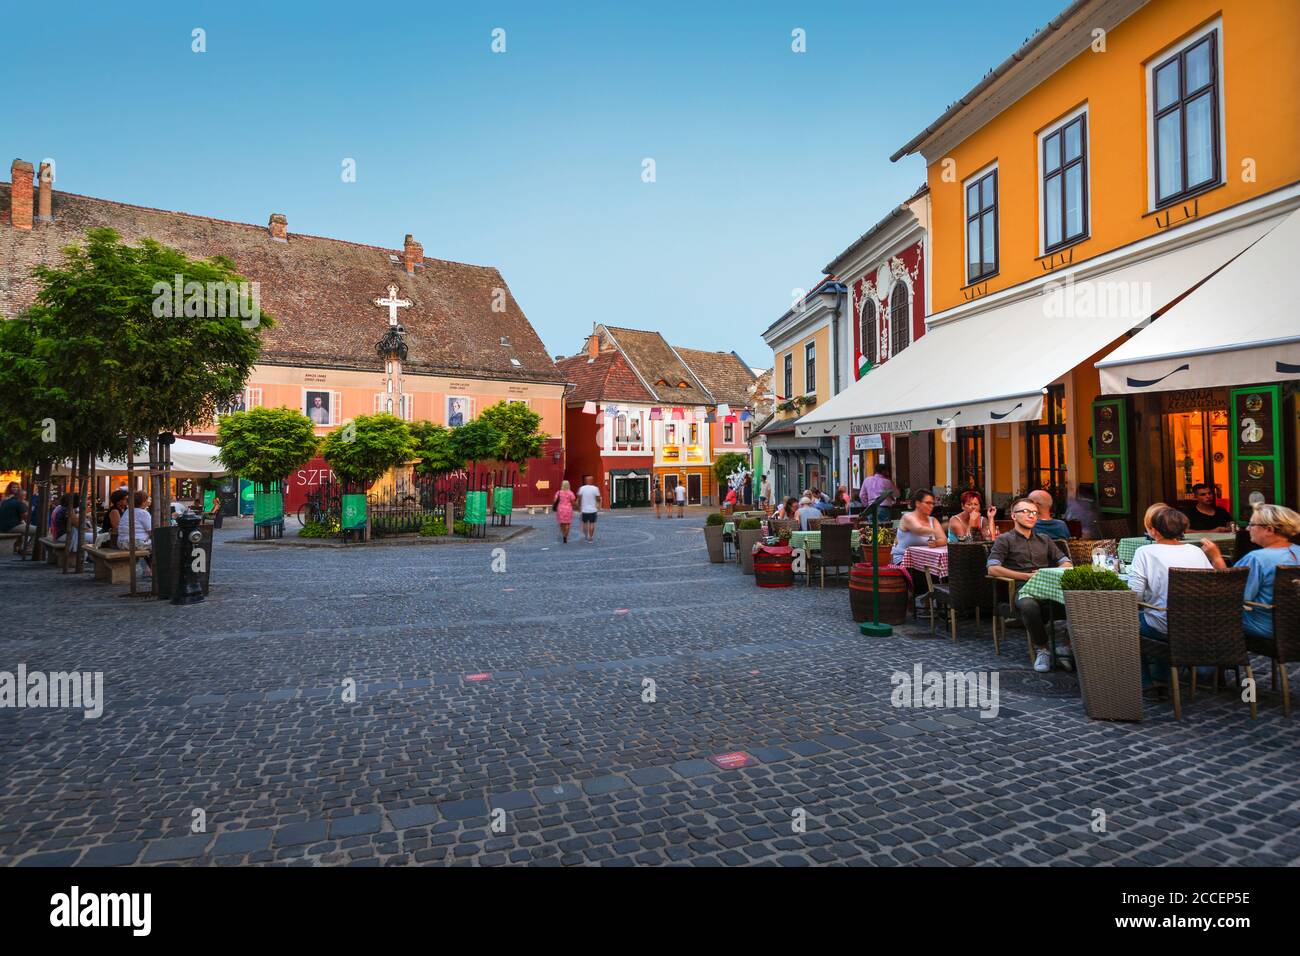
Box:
left=374, top=284, right=411, bottom=326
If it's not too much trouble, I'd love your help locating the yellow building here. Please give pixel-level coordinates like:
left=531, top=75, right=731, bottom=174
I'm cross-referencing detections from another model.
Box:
left=801, top=0, right=1300, bottom=523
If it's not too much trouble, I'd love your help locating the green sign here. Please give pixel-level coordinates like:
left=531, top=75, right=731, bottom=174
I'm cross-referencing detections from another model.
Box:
left=239, top=479, right=254, bottom=515
left=492, top=487, right=513, bottom=516
left=253, top=490, right=283, bottom=525
left=341, top=493, right=367, bottom=531
left=1229, top=384, right=1283, bottom=522
left=465, top=490, right=488, bottom=524
left=1091, top=397, right=1130, bottom=514
left=203, top=490, right=217, bottom=512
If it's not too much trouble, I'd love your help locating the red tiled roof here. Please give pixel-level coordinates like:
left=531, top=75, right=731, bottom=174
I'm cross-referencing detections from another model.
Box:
left=0, top=182, right=564, bottom=384
left=554, top=350, right=654, bottom=404
left=601, top=326, right=714, bottom=405
left=673, top=347, right=756, bottom=408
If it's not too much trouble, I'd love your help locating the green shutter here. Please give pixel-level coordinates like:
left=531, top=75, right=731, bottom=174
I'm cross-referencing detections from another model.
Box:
left=1091, top=397, right=1130, bottom=514
left=1228, top=384, right=1283, bottom=522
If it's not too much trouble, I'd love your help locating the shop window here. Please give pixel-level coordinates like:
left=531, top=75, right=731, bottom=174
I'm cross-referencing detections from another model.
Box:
left=1025, top=384, right=1067, bottom=504
left=956, top=426, right=985, bottom=492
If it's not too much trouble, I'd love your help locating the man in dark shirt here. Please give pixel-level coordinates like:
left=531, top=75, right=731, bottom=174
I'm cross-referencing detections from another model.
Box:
left=1028, top=489, right=1070, bottom=540
left=1186, top=483, right=1233, bottom=531
left=988, top=498, right=1072, bottom=672
left=0, top=483, right=32, bottom=532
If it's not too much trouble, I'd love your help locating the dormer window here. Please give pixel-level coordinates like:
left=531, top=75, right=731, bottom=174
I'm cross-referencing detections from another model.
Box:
left=678, top=381, right=689, bottom=388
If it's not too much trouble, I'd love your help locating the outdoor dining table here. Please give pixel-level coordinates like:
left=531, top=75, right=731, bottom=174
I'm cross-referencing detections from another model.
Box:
left=788, top=529, right=861, bottom=552
left=900, top=545, right=948, bottom=577
left=1018, top=566, right=1130, bottom=605
left=1117, top=531, right=1235, bottom=563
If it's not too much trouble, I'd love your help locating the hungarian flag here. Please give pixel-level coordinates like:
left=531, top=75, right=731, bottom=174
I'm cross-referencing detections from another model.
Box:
left=855, top=350, right=872, bottom=380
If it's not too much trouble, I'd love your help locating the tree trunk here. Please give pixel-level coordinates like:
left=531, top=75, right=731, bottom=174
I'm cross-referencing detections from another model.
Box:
left=149, top=437, right=161, bottom=598
left=126, top=433, right=138, bottom=596
left=61, top=456, right=76, bottom=573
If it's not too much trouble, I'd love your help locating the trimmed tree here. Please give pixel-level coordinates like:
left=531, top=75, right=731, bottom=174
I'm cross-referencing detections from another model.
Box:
left=321, top=413, right=416, bottom=487
left=478, top=400, right=546, bottom=473
left=216, top=407, right=319, bottom=484
left=409, top=421, right=464, bottom=477
left=450, top=419, right=502, bottom=474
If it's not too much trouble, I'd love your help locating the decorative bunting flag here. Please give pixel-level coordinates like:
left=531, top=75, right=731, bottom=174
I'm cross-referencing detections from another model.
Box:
left=649, top=407, right=663, bottom=420
left=725, top=414, right=738, bottom=423
left=582, top=400, right=597, bottom=414
left=740, top=409, right=751, bottom=421
left=694, top=406, right=707, bottom=419
left=717, top=403, right=730, bottom=417
left=705, top=411, right=716, bottom=424
left=672, top=408, right=685, bottom=420
left=605, top=404, right=620, bottom=417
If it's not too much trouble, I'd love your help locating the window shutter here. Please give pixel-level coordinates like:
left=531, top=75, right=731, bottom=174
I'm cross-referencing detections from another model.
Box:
left=1229, top=385, right=1283, bottom=523
left=332, top=391, right=343, bottom=425
left=1091, top=397, right=1130, bottom=514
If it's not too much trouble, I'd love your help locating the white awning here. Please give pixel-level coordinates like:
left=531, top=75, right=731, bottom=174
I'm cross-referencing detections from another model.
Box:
left=1097, top=210, right=1300, bottom=394
left=796, top=219, right=1279, bottom=438
left=91, top=438, right=226, bottom=476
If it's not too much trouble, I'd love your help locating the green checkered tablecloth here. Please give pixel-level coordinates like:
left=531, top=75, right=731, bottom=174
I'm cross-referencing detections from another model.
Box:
left=1117, top=532, right=1234, bottom=563
left=1017, top=567, right=1130, bottom=605
left=1116, top=537, right=1149, bottom=564
left=723, top=522, right=736, bottom=535
left=788, top=530, right=862, bottom=552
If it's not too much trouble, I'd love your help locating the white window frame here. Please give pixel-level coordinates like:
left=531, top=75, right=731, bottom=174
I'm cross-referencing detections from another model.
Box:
left=1144, top=18, right=1226, bottom=213
left=724, top=421, right=734, bottom=444
left=887, top=277, right=913, bottom=359
left=303, top=387, right=341, bottom=426
left=1036, top=103, right=1092, bottom=257
left=962, top=160, right=1000, bottom=285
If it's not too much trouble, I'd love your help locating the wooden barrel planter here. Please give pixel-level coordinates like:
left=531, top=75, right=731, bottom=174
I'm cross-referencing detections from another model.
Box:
left=754, top=545, right=794, bottom=588
left=849, top=563, right=909, bottom=625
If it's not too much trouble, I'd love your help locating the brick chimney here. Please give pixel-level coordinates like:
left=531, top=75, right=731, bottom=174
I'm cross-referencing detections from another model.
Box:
left=403, top=234, right=423, bottom=274
left=268, top=212, right=287, bottom=241
left=37, top=161, right=52, bottom=221
left=587, top=333, right=601, bottom=358
left=9, top=159, right=33, bottom=230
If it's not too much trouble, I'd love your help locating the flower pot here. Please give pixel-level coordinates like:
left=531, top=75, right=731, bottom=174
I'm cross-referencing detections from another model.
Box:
left=850, top=563, right=908, bottom=625
left=703, top=524, right=725, bottom=563
left=738, top=529, right=763, bottom=574
left=754, top=544, right=794, bottom=587
left=1062, top=589, right=1144, bottom=722
left=859, top=544, right=895, bottom=567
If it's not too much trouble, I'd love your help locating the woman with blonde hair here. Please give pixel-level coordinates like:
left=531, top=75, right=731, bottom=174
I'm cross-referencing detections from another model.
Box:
left=553, top=479, right=576, bottom=544
left=1201, top=503, right=1300, bottom=638
left=1142, top=501, right=1170, bottom=537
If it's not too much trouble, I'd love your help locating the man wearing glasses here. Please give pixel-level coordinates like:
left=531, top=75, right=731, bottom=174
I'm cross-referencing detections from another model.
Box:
left=988, top=498, right=1073, bottom=672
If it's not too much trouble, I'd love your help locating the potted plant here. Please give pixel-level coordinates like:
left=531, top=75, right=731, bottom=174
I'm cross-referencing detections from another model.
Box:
left=1060, top=566, right=1143, bottom=722
left=737, top=517, right=763, bottom=574
left=860, top=524, right=896, bottom=566
left=704, top=511, right=727, bottom=563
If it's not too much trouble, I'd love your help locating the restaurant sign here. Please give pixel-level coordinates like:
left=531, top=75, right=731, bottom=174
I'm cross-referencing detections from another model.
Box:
left=1162, top=388, right=1225, bottom=413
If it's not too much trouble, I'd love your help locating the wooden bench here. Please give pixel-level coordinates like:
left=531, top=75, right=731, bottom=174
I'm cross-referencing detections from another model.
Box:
left=84, top=545, right=151, bottom=585
left=39, top=536, right=68, bottom=565
left=0, top=531, right=21, bottom=553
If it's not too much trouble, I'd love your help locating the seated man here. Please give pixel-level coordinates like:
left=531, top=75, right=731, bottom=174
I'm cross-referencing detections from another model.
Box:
left=795, top=497, right=822, bottom=531
left=1028, top=489, right=1070, bottom=540
left=0, top=483, right=34, bottom=540
left=988, top=498, right=1072, bottom=672
left=1185, top=482, right=1233, bottom=532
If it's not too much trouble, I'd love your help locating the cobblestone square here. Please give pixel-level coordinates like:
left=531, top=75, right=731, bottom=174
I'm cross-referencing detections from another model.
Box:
left=1, top=512, right=1297, bottom=867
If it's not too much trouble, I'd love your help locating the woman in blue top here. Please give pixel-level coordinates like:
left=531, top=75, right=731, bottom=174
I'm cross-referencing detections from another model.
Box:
left=1200, top=503, right=1300, bottom=637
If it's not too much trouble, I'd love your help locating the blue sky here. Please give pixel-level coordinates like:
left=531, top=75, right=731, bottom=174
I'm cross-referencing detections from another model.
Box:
left=6, top=1, right=1057, bottom=368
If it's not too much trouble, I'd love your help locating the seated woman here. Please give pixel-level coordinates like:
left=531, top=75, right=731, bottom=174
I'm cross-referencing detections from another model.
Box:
left=891, top=489, right=946, bottom=564
left=1126, top=507, right=1212, bottom=689
left=947, top=490, right=997, bottom=542
left=100, top=489, right=128, bottom=545
left=773, top=496, right=798, bottom=521
left=1201, top=503, right=1300, bottom=638
left=117, top=490, right=154, bottom=573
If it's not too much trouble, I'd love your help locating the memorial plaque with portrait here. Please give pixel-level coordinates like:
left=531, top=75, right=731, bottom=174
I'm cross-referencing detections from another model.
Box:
left=1232, top=389, right=1276, bottom=457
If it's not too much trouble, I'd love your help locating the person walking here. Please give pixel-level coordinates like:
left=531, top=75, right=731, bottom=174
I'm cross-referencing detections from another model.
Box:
left=759, top=477, right=772, bottom=509
left=653, top=481, right=664, bottom=518
left=674, top=479, right=687, bottom=517
left=554, top=480, right=576, bottom=543
left=576, top=475, right=601, bottom=542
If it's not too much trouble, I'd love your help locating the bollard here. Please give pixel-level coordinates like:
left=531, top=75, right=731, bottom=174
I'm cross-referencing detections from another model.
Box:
left=173, top=512, right=205, bottom=605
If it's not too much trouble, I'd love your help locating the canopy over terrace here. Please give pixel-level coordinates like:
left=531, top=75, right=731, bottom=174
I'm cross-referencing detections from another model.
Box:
left=54, top=437, right=227, bottom=477
left=795, top=219, right=1278, bottom=440
left=1096, top=210, right=1300, bottom=394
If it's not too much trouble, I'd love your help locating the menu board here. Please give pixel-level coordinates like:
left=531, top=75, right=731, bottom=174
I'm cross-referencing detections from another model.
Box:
left=1229, top=384, right=1283, bottom=522
left=1091, top=397, right=1130, bottom=514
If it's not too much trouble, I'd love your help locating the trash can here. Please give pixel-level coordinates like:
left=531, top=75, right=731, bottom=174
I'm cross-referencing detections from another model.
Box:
left=154, top=520, right=213, bottom=600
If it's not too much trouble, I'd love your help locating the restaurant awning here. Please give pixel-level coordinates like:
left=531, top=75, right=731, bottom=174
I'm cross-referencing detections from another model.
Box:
left=795, top=219, right=1279, bottom=438
left=1096, top=209, right=1300, bottom=394
left=70, top=437, right=227, bottom=476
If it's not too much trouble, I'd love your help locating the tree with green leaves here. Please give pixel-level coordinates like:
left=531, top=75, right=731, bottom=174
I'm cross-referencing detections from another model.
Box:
left=477, top=400, right=546, bottom=472
left=713, top=451, right=749, bottom=491
left=321, top=413, right=416, bottom=486
left=409, top=421, right=464, bottom=477
left=216, top=407, right=319, bottom=484
left=450, top=418, right=502, bottom=473
left=18, top=228, right=270, bottom=588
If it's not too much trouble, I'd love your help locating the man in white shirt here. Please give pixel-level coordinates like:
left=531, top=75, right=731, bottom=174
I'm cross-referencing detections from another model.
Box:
left=576, top=476, right=601, bottom=542
left=674, top=480, right=686, bottom=517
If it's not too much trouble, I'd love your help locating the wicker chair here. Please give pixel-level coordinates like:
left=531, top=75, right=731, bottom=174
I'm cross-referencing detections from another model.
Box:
left=1244, top=565, right=1299, bottom=718
left=808, top=523, right=854, bottom=588
left=1065, top=538, right=1113, bottom=567
left=1143, top=567, right=1255, bottom=720
left=805, top=517, right=824, bottom=532
left=769, top=518, right=797, bottom=536
left=1100, top=517, right=1133, bottom=540
left=928, top=543, right=998, bottom=650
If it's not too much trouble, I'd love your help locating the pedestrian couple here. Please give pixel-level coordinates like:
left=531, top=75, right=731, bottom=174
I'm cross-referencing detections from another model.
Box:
left=554, top=476, right=600, bottom=543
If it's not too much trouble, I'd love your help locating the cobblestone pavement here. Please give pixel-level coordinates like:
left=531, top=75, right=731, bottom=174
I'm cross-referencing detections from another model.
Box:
left=2, top=512, right=1297, bottom=867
